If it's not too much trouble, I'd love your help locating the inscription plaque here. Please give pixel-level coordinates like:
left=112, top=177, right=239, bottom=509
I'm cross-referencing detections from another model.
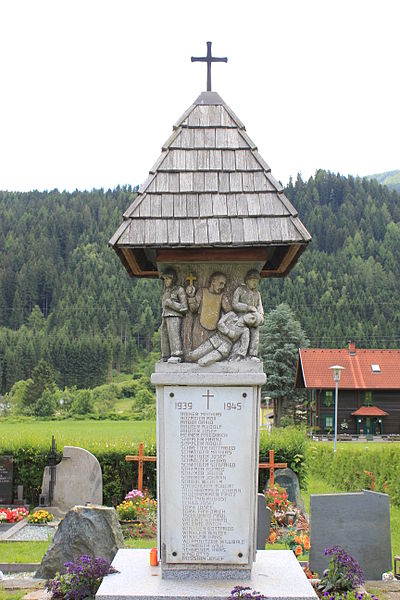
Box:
left=0, top=456, right=13, bottom=504
left=163, top=386, right=255, bottom=564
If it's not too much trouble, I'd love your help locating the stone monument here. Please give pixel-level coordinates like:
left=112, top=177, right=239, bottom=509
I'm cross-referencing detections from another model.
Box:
left=104, top=42, right=313, bottom=599
left=41, top=446, right=102, bottom=514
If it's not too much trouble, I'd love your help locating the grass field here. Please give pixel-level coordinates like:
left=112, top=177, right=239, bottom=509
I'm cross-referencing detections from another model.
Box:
left=0, top=420, right=156, bottom=451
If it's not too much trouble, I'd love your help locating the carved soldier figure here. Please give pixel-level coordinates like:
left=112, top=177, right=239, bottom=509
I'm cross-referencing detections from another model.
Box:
left=160, top=268, right=188, bottom=363
left=232, top=269, right=264, bottom=360
left=187, top=311, right=258, bottom=367
left=186, top=271, right=231, bottom=349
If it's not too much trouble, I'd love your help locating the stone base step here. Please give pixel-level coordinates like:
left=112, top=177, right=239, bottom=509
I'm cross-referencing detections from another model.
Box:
left=96, top=549, right=317, bottom=600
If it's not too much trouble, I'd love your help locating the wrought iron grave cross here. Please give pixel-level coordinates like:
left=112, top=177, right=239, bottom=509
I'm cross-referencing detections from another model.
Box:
left=191, top=41, right=227, bottom=92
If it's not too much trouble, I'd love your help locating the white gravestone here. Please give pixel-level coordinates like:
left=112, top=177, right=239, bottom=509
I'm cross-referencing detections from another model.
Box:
left=41, top=446, right=102, bottom=514
left=153, top=364, right=264, bottom=579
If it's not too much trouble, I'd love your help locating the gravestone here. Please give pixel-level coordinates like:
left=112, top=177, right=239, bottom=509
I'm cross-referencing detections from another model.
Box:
left=41, top=446, right=102, bottom=514
left=0, top=456, right=13, bottom=504
left=256, top=493, right=271, bottom=550
left=309, top=490, right=392, bottom=580
left=268, top=467, right=306, bottom=514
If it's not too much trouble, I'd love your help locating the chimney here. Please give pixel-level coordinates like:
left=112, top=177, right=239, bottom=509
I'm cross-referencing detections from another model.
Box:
left=348, top=340, right=356, bottom=355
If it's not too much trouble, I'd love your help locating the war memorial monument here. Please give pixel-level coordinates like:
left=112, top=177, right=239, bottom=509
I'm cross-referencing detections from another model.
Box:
left=100, top=42, right=314, bottom=600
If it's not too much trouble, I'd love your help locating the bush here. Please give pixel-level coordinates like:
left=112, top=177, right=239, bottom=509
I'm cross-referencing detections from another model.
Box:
left=259, top=426, right=308, bottom=491
left=308, top=443, right=400, bottom=506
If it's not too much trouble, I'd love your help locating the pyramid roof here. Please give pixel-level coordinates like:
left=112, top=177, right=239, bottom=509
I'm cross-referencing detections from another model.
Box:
left=110, top=91, right=311, bottom=277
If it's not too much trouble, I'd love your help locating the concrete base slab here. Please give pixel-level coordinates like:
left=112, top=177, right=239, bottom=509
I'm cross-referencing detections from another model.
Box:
left=96, top=549, right=317, bottom=600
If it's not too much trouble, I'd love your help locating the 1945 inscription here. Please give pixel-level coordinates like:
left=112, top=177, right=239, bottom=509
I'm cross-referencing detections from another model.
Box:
left=164, top=386, right=255, bottom=564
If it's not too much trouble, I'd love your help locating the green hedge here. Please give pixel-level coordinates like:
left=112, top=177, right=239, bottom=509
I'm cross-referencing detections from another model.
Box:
left=1, top=427, right=309, bottom=507
left=1, top=441, right=157, bottom=507
left=308, top=443, right=400, bottom=507
left=259, top=426, right=308, bottom=491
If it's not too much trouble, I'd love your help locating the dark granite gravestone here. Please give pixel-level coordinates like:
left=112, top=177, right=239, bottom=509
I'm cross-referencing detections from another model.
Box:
left=267, top=467, right=306, bottom=514
left=0, top=456, right=13, bottom=504
left=309, top=490, right=392, bottom=580
left=257, top=493, right=271, bottom=550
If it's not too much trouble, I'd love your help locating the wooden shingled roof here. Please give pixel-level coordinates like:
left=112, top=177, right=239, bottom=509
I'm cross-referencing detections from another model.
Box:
left=110, top=91, right=311, bottom=278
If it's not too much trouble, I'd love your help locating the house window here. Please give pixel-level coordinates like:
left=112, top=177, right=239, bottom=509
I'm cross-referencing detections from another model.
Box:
left=371, top=364, right=381, bottom=373
left=324, top=415, right=334, bottom=430
left=324, top=391, right=334, bottom=407
left=363, top=391, right=373, bottom=406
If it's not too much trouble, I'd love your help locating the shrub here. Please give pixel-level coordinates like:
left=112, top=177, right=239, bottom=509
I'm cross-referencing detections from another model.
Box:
left=259, top=426, right=308, bottom=490
left=308, top=443, right=400, bottom=506
left=318, top=545, right=363, bottom=594
left=46, top=555, right=118, bottom=599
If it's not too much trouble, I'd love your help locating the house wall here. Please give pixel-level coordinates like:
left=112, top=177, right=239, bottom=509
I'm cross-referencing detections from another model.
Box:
left=315, top=389, right=400, bottom=435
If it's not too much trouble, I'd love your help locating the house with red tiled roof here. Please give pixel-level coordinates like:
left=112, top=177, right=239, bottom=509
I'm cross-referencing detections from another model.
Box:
left=295, top=341, right=400, bottom=435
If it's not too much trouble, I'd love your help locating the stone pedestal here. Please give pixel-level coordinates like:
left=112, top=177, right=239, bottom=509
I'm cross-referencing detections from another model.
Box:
left=96, top=549, right=318, bottom=600
left=151, top=361, right=265, bottom=579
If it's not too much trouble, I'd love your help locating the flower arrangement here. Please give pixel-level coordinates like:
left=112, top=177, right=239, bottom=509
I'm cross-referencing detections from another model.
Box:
left=116, top=500, right=138, bottom=521
left=116, top=495, right=156, bottom=522
left=284, top=526, right=310, bottom=557
left=264, top=484, right=296, bottom=528
left=0, top=507, right=29, bottom=523
left=28, top=509, right=54, bottom=524
left=46, top=555, right=118, bottom=599
left=124, top=489, right=144, bottom=501
left=123, top=520, right=157, bottom=540
left=318, top=546, right=364, bottom=594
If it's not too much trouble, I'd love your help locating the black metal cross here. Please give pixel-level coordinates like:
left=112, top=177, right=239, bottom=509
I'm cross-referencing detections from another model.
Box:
left=48, top=435, right=57, bottom=506
left=202, top=389, right=214, bottom=410
left=191, top=42, right=228, bottom=92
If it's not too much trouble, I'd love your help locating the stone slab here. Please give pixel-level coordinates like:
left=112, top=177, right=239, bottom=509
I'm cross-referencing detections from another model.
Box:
left=154, top=360, right=265, bottom=374
left=151, top=371, right=266, bottom=386
left=267, top=468, right=306, bottom=514
left=0, top=455, right=13, bottom=504
left=309, top=490, right=392, bottom=581
left=0, top=518, right=27, bottom=540
left=41, top=446, right=102, bottom=514
left=157, top=382, right=260, bottom=575
left=96, top=549, right=318, bottom=600
left=256, top=494, right=270, bottom=550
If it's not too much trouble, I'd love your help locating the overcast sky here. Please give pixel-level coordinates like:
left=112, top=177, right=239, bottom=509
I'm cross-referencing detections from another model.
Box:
left=0, top=0, right=399, bottom=192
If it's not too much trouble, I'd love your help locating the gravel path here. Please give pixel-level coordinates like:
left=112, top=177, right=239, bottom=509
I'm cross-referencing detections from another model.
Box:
left=8, top=524, right=56, bottom=541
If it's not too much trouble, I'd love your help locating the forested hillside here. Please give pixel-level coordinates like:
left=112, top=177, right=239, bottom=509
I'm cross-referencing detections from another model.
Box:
left=367, top=169, right=400, bottom=193
left=1, top=170, right=400, bottom=394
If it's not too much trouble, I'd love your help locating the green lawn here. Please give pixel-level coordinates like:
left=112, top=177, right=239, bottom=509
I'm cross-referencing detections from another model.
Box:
left=0, top=592, right=27, bottom=600
left=0, top=420, right=156, bottom=451
left=0, top=541, right=50, bottom=563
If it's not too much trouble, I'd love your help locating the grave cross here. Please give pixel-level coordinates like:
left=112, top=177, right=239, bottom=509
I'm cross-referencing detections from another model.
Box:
left=258, top=449, right=287, bottom=486
left=125, top=442, right=156, bottom=492
left=191, top=41, right=228, bottom=92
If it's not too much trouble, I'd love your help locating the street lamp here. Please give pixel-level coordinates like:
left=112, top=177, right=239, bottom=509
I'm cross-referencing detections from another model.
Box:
left=329, top=365, right=345, bottom=453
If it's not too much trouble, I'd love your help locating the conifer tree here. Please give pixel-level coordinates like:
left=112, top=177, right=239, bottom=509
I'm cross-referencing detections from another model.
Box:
left=260, top=304, right=309, bottom=427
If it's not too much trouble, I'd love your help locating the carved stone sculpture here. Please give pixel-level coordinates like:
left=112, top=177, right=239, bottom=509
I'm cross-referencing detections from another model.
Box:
left=187, top=311, right=258, bottom=367
left=186, top=271, right=231, bottom=350
left=160, top=268, right=188, bottom=363
left=232, top=270, right=264, bottom=359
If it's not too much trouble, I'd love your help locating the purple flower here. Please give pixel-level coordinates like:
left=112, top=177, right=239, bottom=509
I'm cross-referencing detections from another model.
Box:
left=46, top=555, right=118, bottom=600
